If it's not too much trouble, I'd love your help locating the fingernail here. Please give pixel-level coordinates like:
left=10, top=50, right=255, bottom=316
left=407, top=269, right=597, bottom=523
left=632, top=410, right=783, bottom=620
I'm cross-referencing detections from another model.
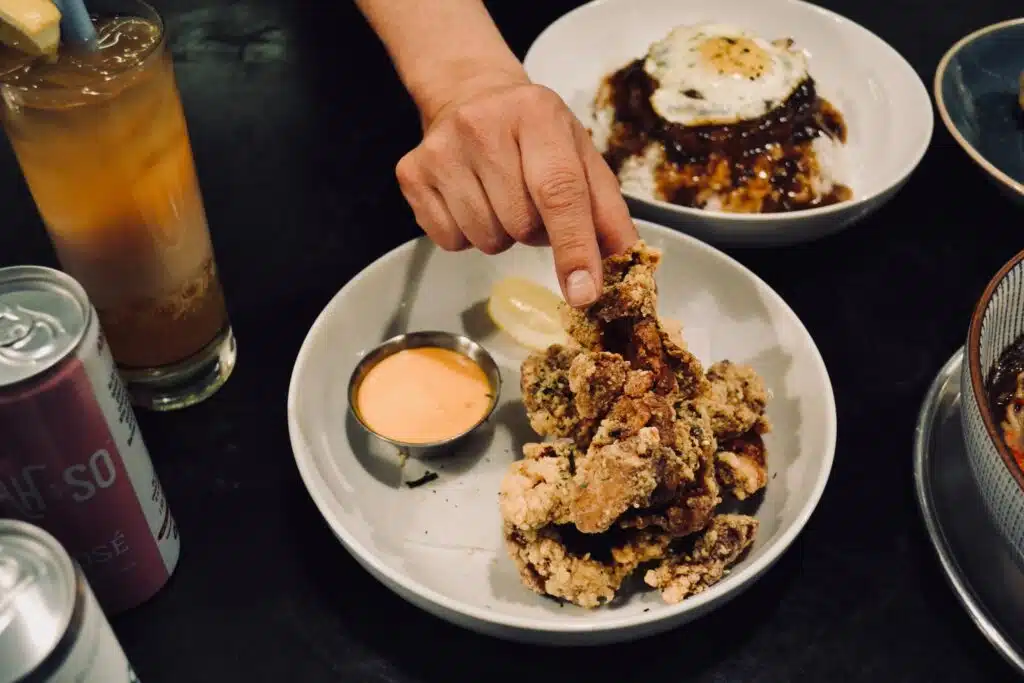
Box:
left=565, top=270, right=598, bottom=307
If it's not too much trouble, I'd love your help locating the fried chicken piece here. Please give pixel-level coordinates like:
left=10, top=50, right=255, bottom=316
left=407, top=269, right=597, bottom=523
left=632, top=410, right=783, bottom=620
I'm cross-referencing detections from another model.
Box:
left=716, top=431, right=768, bottom=501
left=576, top=390, right=711, bottom=535
left=590, top=391, right=677, bottom=449
left=563, top=241, right=661, bottom=349
left=618, top=317, right=678, bottom=395
left=499, top=441, right=578, bottom=531
left=567, top=351, right=630, bottom=419
left=660, top=317, right=685, bottom=347
left=562, top=306, right=603, bottom=351
left=624, top=369, right=656, bottom=396
left=656, top=317, right=711, bottom=400
left=560, top=241, right=709, bottom=402
left=611, top=400, right=719, bottom=537
left=520, top=345, right=584, bottom=438
left=620, top=446, right=721, bottom=537
left=571, top=427, right=673, bottom=534
left=570, top=393, right=682, bottom=534
left=504, top=525, right=671, bottom=608
left=668, top=399, right=718, bottom=486
left=616, top=317, right=711, bottom=399
left=589, top=241, right=662, bottom=323
left=596, top=312, right=709, bottom=399
left=503, top=240, right=771, bottom=608
left=699, top=360, right=772, bottom=439
left=644, top=514, right=758, bottom=604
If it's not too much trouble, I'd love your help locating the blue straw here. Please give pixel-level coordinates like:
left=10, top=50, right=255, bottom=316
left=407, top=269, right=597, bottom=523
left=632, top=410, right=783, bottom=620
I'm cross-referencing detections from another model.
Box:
left=52, top=0, right=98, bottom=49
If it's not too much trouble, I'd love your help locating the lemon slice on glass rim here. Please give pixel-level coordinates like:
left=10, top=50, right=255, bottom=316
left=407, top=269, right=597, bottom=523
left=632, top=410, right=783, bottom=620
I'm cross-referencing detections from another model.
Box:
left=487, top=276, right=569, bottom=352
left=0, top=0, right=61, bottom=56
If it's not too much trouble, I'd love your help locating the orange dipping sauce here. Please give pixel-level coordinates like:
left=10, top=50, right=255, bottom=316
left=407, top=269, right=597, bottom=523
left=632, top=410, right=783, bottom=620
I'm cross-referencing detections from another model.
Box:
left=355, top=347, right=493, bottom=444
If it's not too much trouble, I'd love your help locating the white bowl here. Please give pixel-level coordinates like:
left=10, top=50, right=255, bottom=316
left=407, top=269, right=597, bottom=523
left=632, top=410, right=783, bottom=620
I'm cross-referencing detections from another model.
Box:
left=287, top=220, right=837, bottom=645
left=962, top=248, right=1024, bottom=571
left=522, top=0, right=934, bottom=247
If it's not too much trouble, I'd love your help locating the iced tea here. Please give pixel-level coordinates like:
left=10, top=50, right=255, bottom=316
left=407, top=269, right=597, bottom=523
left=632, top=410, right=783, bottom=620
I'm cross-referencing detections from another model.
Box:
left=0, top=0, right=235, bottom=410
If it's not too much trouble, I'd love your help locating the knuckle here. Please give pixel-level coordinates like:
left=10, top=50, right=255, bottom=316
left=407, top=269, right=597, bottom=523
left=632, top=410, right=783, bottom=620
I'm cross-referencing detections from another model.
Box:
left=418, top=132, right=452, bottom=167
left=451, top=104, right=490, bottom=142
left=535, top=168, right=587, bottom=214
left=432, top=231, right=467, bottom=252
left=520, top=84, right=557, bottom=108
left=420, top=216, right=466, bottom=252
left=394, top=154, right=420, bottom=189
left=477, top=241, right=504, bottom=256
left=503, top=207, right=542, bottom=243
left=476, top=230, right=513, bottom=255
left=550, top=228, right=591, bottom=258
left=531, top=86, right=572, bottom=120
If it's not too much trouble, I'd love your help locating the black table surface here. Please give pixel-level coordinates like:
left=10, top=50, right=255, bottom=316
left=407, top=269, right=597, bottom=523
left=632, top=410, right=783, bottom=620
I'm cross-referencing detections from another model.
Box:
left=0, top=0, right=1021, bottom=680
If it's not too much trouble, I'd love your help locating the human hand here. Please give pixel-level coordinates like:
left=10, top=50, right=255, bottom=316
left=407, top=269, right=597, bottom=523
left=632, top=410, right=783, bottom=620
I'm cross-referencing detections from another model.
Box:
left=395, top=68, right=638, bottom=308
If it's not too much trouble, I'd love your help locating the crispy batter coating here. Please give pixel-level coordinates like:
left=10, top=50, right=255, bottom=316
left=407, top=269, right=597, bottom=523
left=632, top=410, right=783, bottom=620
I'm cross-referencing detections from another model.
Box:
left=567, top=351, right=630, bottom=419
left=520, top=345, right=583, bottom=438
left=505, top=525, right=671, bottom=608
left=499, top=441, right=577, bottom=531
left=700, top=360, right=772, bottom=439
left=716, top=432, right=769, bottom=501
left=644, top=514, right=759, bottom=604
left=501, top=240, right=772, bottom=607
left=571, top=427, right=669, bottom=534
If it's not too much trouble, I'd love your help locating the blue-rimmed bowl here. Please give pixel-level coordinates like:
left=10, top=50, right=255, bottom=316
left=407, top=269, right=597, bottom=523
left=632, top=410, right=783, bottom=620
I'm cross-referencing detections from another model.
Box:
left=936, top=18, right=1024, bottom=203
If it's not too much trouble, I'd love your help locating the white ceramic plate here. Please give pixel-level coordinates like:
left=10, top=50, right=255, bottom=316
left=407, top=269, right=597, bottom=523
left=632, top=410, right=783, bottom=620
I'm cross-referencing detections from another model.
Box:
left=523, top=0, right=933, bottom=247
left=287, top=221, right=837, bottom=645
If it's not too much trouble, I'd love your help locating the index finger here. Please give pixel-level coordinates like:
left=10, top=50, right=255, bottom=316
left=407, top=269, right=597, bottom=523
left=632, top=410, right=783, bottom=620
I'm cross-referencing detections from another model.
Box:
left=572, top=120, right=638, bottom=256
left=518, top=112, right=603, bottom=308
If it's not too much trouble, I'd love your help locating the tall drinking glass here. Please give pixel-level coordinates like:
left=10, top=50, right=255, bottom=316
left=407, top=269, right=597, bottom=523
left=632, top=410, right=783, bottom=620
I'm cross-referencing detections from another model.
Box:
left=0, top=0, right=235, bottom=411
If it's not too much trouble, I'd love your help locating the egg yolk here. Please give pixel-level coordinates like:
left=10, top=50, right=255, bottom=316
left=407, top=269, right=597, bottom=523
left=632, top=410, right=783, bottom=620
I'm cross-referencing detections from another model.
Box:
left=698, top=36, right=770, bottom=80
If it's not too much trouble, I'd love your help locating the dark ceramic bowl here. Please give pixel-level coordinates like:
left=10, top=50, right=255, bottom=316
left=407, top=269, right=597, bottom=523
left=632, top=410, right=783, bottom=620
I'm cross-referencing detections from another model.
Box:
left=935, top=18, right=1024, bottom=203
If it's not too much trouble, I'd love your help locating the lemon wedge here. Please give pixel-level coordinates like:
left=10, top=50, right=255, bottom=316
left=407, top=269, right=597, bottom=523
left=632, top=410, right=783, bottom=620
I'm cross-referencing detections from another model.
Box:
left=0, top=0, right=61, bottom=56
left=487, top=276, right=568, bottom=351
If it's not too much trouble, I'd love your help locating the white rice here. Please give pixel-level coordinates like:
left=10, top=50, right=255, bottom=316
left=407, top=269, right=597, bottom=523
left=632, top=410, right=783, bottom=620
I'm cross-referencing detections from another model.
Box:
left=617, top=144, right=664, bottom=199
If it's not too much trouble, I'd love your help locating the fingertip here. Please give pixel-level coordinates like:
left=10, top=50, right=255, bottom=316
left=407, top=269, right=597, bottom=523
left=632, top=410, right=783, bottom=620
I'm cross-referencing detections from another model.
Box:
left=564, top=268, right=600, bottom=308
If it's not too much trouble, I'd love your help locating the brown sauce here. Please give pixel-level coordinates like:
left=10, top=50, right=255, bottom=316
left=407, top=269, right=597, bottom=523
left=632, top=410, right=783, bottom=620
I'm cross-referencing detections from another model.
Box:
left=986, top=333, right=1024, bottom=470
left=600, top=59, right=853, bottom=213
left=987, top=334, right=1024, bottom=415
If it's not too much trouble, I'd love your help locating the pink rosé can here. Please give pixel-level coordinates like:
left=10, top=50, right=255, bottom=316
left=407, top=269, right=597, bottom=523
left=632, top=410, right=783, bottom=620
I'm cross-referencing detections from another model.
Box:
left=0, top=265, right=180, bottom=614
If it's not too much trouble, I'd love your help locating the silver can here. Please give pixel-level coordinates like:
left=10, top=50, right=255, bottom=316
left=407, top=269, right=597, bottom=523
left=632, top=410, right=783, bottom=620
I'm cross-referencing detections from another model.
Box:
left=0, top=518, right=140, bottom=683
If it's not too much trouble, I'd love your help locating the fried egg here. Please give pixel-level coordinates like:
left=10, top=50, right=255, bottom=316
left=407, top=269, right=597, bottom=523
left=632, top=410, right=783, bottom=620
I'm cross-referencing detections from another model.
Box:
left=644, top=23, right=809, bottom=126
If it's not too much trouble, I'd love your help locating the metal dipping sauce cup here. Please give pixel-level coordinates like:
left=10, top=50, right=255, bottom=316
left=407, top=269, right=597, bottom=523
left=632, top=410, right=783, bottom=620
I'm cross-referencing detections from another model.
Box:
left=348, top=331, right=502, bottom=454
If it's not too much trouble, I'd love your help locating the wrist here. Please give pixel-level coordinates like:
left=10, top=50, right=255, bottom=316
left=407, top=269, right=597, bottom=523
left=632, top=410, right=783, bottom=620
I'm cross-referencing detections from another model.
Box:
left=404, top=55, right=528, bottom=126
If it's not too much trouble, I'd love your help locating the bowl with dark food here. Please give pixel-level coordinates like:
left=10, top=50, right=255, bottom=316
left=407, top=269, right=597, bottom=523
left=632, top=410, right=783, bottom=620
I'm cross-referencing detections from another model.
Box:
left=935, top=18, right=1024, bottom=206
left=963, top=248, right=1024, bottom=570
left=523, top=0, right=934, bottom=246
